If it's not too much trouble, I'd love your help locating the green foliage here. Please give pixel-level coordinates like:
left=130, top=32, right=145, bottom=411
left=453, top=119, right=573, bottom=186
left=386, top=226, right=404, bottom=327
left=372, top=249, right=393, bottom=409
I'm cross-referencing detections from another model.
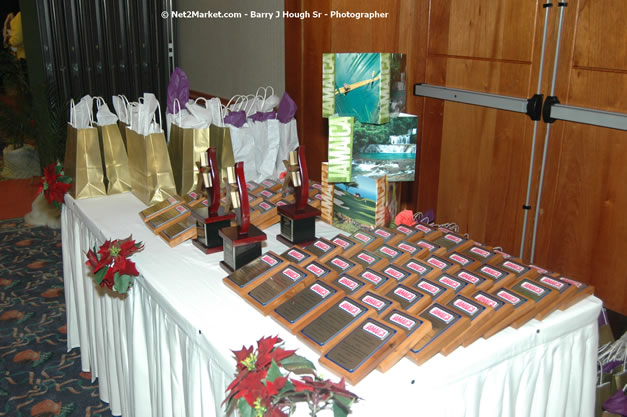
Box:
left=280, top=355, right=316, bottom=375
left=113, top=272, right=132, bottom=294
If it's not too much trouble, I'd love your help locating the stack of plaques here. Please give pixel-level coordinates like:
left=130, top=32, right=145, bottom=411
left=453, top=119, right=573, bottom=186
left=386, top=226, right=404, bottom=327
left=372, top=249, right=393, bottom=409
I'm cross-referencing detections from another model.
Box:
left=222, top=223, right=595, bottom=385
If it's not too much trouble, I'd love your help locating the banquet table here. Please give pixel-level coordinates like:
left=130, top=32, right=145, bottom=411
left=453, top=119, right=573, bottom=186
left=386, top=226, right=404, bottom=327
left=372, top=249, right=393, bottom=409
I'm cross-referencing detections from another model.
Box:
left=62, top=193, right=601, bottom=417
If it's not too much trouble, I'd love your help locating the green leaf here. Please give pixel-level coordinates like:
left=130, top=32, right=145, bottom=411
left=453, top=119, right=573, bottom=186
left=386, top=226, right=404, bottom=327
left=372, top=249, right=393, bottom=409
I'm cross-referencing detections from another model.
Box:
left=238, top=398, right=254, bottom=417
left=55, top=163, right=63, bottom=175
left=93, top=267, right=107, bottom=285
left=113, top=273, right=132, bottom=294
left=278, top=380, right=295, bottom=396
left=58, top=176, right=72, bottom=184
left=332, top=395, right=353, bottom=417
left=266, top=360, right=283, bottom=383
left=281, top=354, right=316, bottom=374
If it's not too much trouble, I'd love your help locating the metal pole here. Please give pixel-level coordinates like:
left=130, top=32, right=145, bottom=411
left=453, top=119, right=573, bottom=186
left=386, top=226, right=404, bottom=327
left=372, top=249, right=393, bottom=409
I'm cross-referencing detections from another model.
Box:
left=519, top=0, right=553, bottom=259
left=530, top=2, right=567, bottom=264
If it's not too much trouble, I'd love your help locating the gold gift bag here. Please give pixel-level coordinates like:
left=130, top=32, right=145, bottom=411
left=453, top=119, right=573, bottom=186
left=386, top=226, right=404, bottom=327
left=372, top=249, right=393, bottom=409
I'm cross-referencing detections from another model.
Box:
left=64, top=122, right=107, bottom=200
left=117, top=121, right=129, bottom=149
left=209, top=123, right=235, bottom=181
left=126, top=126, right=177, bottom=205
left=168, top=123, right=211, bottom=195
left=97, top=123, right=132, bottom=195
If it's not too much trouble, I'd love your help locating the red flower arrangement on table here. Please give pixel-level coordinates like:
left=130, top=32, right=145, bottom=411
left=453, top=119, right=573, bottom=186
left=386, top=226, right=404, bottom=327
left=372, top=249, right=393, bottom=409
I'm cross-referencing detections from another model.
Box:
left=39, top=161, right=72, bottom=209
left=85, top=236, right=144, bottom=294
left=224, top=336, right=359, bottom=417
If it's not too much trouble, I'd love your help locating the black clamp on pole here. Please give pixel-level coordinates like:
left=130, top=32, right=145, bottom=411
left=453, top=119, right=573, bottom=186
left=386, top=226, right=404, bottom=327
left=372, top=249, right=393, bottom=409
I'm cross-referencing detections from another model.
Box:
left=543, top=96, right=560, bottom=123
left=526, top=94, right=544, bottom=121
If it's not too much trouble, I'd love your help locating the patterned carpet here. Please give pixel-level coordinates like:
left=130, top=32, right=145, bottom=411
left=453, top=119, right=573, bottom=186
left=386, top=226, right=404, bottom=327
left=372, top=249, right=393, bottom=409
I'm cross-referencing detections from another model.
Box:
left=0, top=218, right=112, bottom=417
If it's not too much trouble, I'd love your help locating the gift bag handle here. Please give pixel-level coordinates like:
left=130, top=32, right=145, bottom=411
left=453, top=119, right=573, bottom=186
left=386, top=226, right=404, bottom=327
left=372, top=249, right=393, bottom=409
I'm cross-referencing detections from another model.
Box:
left=151, top=101, right=163, bottom=131
left=69, top=98, right=77, bottom=126
left=118, top=94, right=130, bottom=121
left=128, top=102, right=139, bottom=130
left=172, top=98, right=182, bottom=125
left=194, top=96, right=209, bottom=106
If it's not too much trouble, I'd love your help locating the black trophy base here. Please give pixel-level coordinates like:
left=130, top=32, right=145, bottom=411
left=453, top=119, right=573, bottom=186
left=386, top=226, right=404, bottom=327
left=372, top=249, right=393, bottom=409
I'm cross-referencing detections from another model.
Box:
left=276, top=204, right=319, bottom=246
left=193, top=218, right=232, bottom=254
left=219, top=225, right=267, bottom=273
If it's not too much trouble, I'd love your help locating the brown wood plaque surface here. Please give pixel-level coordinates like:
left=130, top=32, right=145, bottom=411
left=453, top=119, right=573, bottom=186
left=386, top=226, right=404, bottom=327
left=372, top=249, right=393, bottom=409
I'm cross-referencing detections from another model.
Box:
left=223, top=251, right=285, bottom=294
left=246, top=264, right=311, bottom=315
left=303, top=238, right=342, bottom=263
left=408, top=304, right=467, bottom=365
left=377, top=310, right=432, bottom=372
left=330, top=234, right=363, bottom=258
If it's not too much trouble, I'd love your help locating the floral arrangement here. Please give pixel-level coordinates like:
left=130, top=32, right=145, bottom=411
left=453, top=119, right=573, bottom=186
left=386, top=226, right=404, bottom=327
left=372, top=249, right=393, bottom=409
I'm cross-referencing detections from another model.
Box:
left=85, top=236, right=144, bottom=294
left=39, top=161, right=72, bottom=209
left=224, top=336, right=359, bottom=417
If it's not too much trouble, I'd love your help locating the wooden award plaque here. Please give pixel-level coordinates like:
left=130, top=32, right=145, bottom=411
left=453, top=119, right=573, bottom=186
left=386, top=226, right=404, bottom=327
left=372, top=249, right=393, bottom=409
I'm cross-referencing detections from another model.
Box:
left=463, top=291, right=512, bottom=347
left=402, top=259, right=440, bottom=281
left=247, top=192, right=264, bottom=208
left=533, top=275, right=577, bottom=312
left=324, top=255, right=363, bottom=279
left=460, top=244, right=503, bottom=265
left=433, top=273, right=472, bottom=297
left=181, top=190, right=204, bottom=208
left=327, top=274, right=370, bottom=298
left=453, top=269, right=492, bottom=292
left=378, top=264, right=416, bottom=293
left=330, top=234, right=364, bottom=258
left=257, top=188, right=282, bottom=204
left=557, top=276, right=595, bottom=309
left=223, top=251, right=285, bottom=295
left=413, top=223, right=442, bottom=240
left=250, top=200, right=278, bottom=225
left=441, top=295, right=492, bottom=355
left=259, top=178, right=282, bottom=192
left=426, top=231, right=473, bottom=253
left=423, top=255, right=461, bottom=275
left=159, top=217, right=197, bottom=247
left=350, top=230, right=384, bottom=251
left=377, top=310, right=432, bottom=372
left=356, top=268, right=390, bottom=291
left=446, top=252, right=480, bottom=272
left=357, top=291, right=399, bottom=317
left=484, top=289, right=533, bottom=337
left=280, top=246, right=314, bottom=266
left=413, top=278, right=455, bottom=306
left=140, top=195, right=182, bottom=222
left=407, top=304, right=467, bottom=365
left=303, top=261, right=334, bottom=281
left=529, top=264, right=559, bottom=277
left=375, top=244, right=411, bottom=266
left=372, top=227, right=404, bottom=246
left=383, top=284, right=431, bottom=314
left=475, top=264, right=516, bottom=291
left=414, top=239, right=447, bottom=258
left=245, top=181, right=263, bottom=195
left=245, top=264, right=311, bottom=315
left=320, top=318, right=403, bottom=385
left=299, top=297, right=374, bottom=353
left=394, top=240, right=422, bottom=259
left=392, top=224, right=420, bottom=243
left=495, top=259, right=538, bottom=280
left=509, top=279, right=558, bottom=325
left=351, top=250, right=387, bottom=272
left=272, top=280, right=343, bottom=332
left=147, top=204, right=191, bottom=235
left=302, top=238, right=342, bottom=263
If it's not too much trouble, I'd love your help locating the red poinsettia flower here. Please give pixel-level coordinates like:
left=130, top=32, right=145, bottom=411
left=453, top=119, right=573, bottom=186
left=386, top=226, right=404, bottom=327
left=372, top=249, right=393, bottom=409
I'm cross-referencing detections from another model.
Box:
left=85, top=236, right=143, bottom=293
left=233, top=370, right=268, bottom=406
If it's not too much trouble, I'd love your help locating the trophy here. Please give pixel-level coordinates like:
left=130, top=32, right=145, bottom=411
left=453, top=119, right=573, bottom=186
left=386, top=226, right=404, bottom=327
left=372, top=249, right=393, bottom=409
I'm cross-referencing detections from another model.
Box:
left=219, top=162, right=267, bottom=273
left=276, top=145, right=321, bottom=246
left=190, top=148, right=235, bottom=254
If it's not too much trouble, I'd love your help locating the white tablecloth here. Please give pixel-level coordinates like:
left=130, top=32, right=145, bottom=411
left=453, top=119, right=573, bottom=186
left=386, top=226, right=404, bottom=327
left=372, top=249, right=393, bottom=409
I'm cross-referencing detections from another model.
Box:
left=62, top=193, right=601, bottom=417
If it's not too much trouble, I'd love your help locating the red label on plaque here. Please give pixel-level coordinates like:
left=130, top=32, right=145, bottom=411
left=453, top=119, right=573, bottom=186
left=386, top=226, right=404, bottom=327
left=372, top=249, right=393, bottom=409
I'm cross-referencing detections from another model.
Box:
left=310, top=283, right=330, bottom=298
left=375, top=229, right=391, bottom=238
left=357, top=253, right=376, bottom=264
left=444, top=234, right=462, bottom=243
left=427, top=257, right=446, bottom=269
left=475, top=294, right=498, bottom=307
left=540, top=276, right=564, bottom=289
left=417, top=241, right=435, bottom=250
left=389, top=313, right=416, bottom=330
left=397, top=226, right=413, bottom=234
left=384, top=267, right=404, bottom=280
left=418, top=281, right=439, bottom=295
left=306, top=263, right=325, bottom=277
left=430, top=306, right=454, bottom=323
left=339, top=301, right=361, bottom=317
left=481, top=266, right=502, bottom=278
left=331, top=258, right=350, bottom=270
left=246, top=183, right=256, bottom=191
left=496, top=250, right=512, bottom=259
left=440, top=276, right=460, bottom=289
left=259, top=202, right=272, bottom=210
left=188, top=192, right=199, bottom=199
left=531, top=265, right=548, bottom=274
left=260, top=190, right=273, bottom=197
left=450, top=254, right=470, bottom=265
left=497, top=290, right=520, bottom=304
left=458, top=271, right=480, bottom=284
left=503, top=261, right=524, bottom=273
left=333, top=237, right=350, bottom=248
left=362, top=271, right=383, bottom=285
left=521, top=281, right=545, bottom=295
left=312, top=183, right=322, bottom=190
left=261, top=255, right=278, bottom=266
left=394, top=287, right=416, bottom=301
left=560, top=277, right=583, bottom=288
left=314, top=240, right=330, bottom=251
left=354, top=233, right=371, bottom=243
left=283, top=268, right=302, bottom=281
left=276, top=200, right=288, bottom=206
left=363, top=322, right=389, bottom=339
left=406, top=262, right=427, bottom=274
left=453, top=299, right=478, bottom=315
left=201, top=199, right=209, bottom=207
left=338, top=277, right=358, bottom=290
left=470, top=247, right=490, bottom=257
left=176, top=206, right=188, bottom=213
left=168, top=197, right=178, bottom=204
left=362, top=295, right=385, bottom=310
left=288, top=250, right=305, bottom=260
left=314, top=193, right=322, bottom=200
left=380, top=247, right=398, bottom=257
left=415, top=224, right=431, bottom=233
left=262, top=180, right=274, bottom=187
left=398, top=243, right=416, bottom=253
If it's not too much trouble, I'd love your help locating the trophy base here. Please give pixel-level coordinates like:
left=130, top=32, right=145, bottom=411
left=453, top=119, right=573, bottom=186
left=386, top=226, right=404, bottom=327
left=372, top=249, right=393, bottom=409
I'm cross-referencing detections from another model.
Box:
left=192, top=215, right=234, bottom=254
left=192, top=239, right=225, bottom=255
left=277, top=204, right=320, bottom=246
left=219, top=225, right=267, bottom=272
